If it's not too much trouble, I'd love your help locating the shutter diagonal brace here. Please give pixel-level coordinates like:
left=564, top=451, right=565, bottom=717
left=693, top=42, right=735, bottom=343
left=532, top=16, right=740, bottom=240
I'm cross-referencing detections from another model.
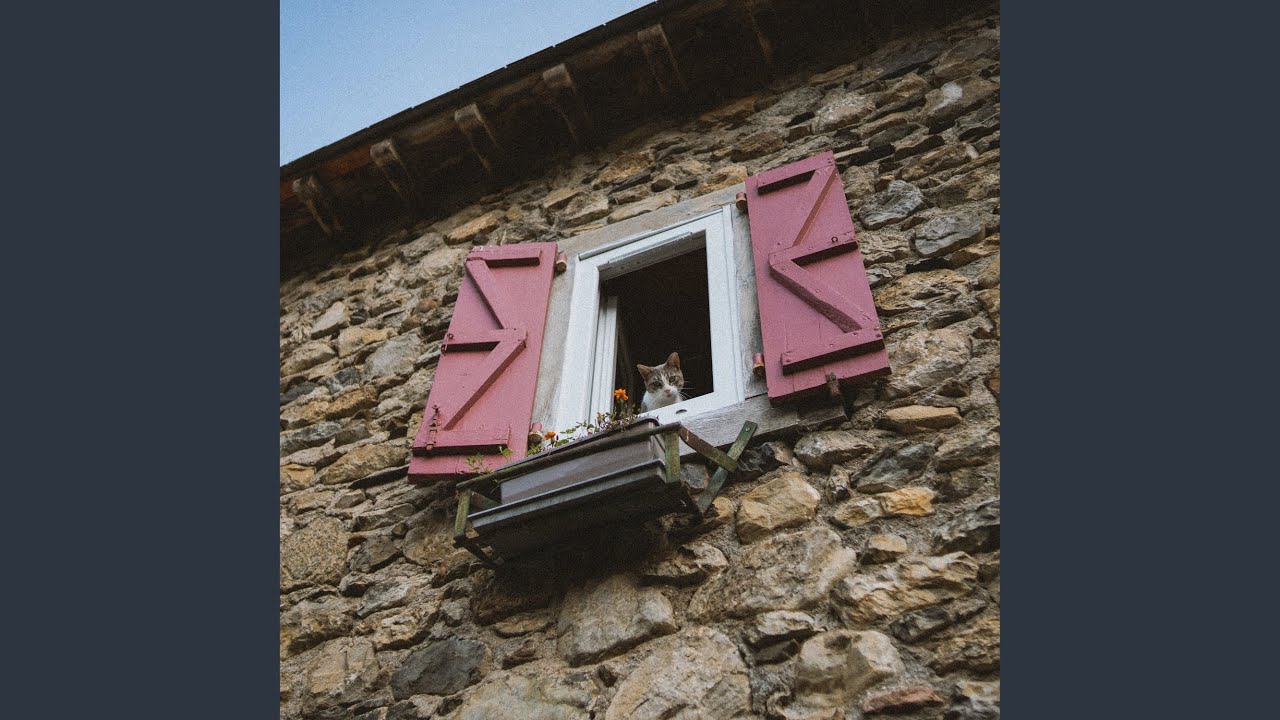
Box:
left=760, top=164, right=833, bottom=247
left=416, top=249, right=543, bottom=454
left=770, top=244, right=884, bottom=372
left=436, top=331, right=527, bottom=430
left=466, top=250, right=541, bottom=328
left=760, top=160, right=884, bottom=373
left=769, top=237, right=878, bottom=332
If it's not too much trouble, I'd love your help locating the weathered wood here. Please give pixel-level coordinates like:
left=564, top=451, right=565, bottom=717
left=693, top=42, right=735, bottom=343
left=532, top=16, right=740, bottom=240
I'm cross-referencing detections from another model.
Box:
left=677, top=426, right=737, bottom=472
left=696, top=420, right=758, bottom=513
left=292, top=174, right=344, bottom=237
left=562, top=32, right=635, bottom=73
left=730, top=190, right=769, bottom=399
left=768, top=235, right=879, bottom=335
left=282, top=146, right=376, bottom=203
left=540, top=63, right=593, bottom=147
left=280, top=0, right=982, bottom=267
left=454, top=103, right=501, bottom=177
left=459, top=421, right=669, bottom=492
left=743, top=0, right=777, bottom=72
left=453, top=490, right=502, bottom=567
left=454, top=417, right=758, bottom=562
left=636, top=24, right=687, bottom=95
left=399, top=114, right=457, bottom=149
left=321, top=146, right=375, bottom=180
left=747, top=0, right=773, bottom=66
left=370, top=138, right=420, bottom=212
left=469, top=491, right=499, bottom=510
left=746, top=152, right=891, bottom=404
left=795, top=395, right=849, bottom=431
left=664, top=429, right=681, bottom=486
left=454, top=490, right=471, bottom=540
left=678, top=391, right=840, bottom=450
left=411, top=244, right=558, bottom=483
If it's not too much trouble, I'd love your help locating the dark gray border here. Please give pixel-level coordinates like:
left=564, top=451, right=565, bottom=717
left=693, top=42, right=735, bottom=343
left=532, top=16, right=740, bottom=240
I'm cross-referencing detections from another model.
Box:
left=7, top=3, right=279, bottom=716
left=9, top=1, right=1277, bottom=716
left=1004, top=3, right=1274, bottom=716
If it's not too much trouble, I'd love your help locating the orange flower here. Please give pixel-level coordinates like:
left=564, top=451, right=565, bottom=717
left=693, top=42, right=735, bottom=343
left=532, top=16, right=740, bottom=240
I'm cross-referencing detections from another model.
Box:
left=544, top=430, right=557, bottom=440
left=613, top=388, right=628, bottom=402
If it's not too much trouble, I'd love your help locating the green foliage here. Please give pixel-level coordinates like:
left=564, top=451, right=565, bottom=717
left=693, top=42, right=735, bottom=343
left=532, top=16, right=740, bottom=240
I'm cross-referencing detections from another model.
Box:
left=463, top=393, right=634, bottom=473
left=464, top=452, right=490, bottom=475
left=531, top=390, right=638, bottom=455
left=464, top=445, right=513, bottom=475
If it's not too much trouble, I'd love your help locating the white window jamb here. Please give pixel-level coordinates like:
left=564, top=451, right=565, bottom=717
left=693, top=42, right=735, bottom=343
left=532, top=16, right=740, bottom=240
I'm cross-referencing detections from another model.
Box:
left=553, top=207, right=744, bottom=431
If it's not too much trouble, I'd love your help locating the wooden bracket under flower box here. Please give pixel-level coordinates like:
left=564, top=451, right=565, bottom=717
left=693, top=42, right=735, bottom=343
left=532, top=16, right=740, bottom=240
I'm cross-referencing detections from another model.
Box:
left=452, top=417, right=757, bottom=566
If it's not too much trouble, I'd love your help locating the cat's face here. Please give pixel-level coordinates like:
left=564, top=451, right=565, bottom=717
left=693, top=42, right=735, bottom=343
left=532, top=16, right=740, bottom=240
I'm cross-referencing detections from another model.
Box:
left=637, top=352, right=684, bottom=409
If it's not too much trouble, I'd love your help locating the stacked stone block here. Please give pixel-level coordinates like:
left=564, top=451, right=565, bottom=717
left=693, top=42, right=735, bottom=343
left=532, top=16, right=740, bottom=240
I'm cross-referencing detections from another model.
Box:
left=280, top=7, right=1001, bottom=719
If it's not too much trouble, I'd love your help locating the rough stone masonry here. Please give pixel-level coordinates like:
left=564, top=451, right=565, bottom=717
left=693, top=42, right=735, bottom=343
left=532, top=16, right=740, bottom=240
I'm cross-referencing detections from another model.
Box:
left=280, top=5, right=1001, bottom=719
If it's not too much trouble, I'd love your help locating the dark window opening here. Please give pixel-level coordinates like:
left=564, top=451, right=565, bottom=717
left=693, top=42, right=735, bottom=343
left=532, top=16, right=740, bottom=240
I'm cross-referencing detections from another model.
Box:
left=601, top=245, right=713, bottom=409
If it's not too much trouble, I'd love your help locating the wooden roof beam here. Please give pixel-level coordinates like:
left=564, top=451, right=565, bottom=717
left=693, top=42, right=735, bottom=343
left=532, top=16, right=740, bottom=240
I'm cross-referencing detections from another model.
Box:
left=454, top=103, right=502, bottom=178
left=292, top=174, right=344, bottom=238
left=636, top=24, right=687, bottom=95
left=744, top=0, right=778, bottom=73
left=370, top=138, right=422, bottom=214
left=540, top=63, right=594, bottom=148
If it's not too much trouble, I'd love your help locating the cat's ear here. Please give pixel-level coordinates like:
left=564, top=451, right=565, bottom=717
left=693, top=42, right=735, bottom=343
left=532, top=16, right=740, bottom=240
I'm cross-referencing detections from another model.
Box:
left=667, top=352, right=681, bottom=369
left=637, top=364, right=653, bottom=380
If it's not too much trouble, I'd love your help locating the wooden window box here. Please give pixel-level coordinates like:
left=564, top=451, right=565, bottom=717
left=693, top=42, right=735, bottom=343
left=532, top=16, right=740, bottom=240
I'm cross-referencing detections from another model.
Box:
left=453, top=418, right=757, bottom=565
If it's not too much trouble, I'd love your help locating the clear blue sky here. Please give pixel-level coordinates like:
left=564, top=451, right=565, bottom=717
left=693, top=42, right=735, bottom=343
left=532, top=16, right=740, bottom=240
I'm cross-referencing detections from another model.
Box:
left=281, top=0, right=654, bottom=165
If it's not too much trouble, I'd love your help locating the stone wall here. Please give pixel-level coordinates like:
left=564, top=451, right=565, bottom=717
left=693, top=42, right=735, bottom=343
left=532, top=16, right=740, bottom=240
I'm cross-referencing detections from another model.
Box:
left=280, top=5, right=1000, bottom=719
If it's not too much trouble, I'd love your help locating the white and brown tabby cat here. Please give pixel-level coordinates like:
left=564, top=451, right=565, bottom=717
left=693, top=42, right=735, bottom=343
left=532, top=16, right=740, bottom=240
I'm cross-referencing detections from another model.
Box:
left=637, top=352, right=686, bottom=412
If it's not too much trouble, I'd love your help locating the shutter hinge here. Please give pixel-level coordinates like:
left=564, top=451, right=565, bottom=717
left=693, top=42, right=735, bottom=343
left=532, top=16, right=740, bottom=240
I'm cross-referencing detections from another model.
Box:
left=735, top=191, right=748, bottom=213
left=423, top=406, right=442, bottom=449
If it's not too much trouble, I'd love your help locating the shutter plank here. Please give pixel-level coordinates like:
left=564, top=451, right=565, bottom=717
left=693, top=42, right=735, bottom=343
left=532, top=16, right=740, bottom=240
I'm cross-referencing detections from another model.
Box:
left=747, top=152, right=890, bottom=404
left=410, top=242, right=558, bottom=483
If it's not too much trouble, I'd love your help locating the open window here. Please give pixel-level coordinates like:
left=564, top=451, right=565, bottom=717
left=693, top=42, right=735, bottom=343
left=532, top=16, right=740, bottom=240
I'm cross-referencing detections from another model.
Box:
left=600, top=245, right=714, bottom=414
left=412, top=151, right=891, bottom=484
left=554, top=208, right=744, bottom=429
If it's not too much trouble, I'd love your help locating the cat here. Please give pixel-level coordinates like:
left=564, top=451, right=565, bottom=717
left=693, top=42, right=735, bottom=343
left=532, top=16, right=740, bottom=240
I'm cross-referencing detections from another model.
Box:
left=637, top=352, right=685, bottom=412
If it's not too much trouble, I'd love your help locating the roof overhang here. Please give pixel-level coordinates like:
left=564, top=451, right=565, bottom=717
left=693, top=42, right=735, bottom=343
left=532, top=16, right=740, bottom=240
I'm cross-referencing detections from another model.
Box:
left=280, top=0, right=990, bottom=272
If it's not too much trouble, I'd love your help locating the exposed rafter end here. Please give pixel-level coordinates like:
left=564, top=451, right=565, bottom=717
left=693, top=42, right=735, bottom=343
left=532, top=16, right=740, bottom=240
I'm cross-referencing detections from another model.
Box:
left=292, top=174, right=344, bottom=238
left=636, top=24, right=687, bottom=95
left=454, top=103, right=502, bottom=178
left=743, top=0, right=778, bottom=77
left=540, top=63, right=594, bottom=147
left=370, top=138, right=422, bottom=214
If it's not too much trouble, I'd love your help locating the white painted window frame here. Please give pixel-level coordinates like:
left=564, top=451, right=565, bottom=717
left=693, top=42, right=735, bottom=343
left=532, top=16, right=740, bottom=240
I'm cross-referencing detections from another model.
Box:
left=552, top=207, right=745, bottom=430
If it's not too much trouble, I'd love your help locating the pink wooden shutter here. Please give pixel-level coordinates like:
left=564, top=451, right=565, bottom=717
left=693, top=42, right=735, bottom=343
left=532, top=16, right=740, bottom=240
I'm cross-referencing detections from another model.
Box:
left=409, top=242, right=558, bottom=483
left=746, top=151, right=890, bottom=404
